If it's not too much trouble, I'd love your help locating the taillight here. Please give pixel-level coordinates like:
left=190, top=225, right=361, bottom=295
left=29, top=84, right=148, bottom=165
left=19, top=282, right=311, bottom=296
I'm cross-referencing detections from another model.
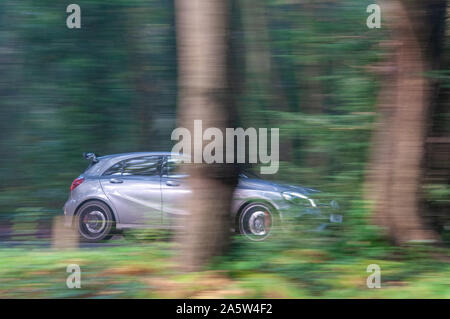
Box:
left=70, top=177, right=85, bottom=191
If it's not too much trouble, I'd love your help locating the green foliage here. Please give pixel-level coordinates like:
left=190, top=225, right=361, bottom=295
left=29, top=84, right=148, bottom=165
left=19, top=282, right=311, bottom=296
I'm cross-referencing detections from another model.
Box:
left=0, top=0, right=448, bottom=298
left=0, top=233, right=448, bottom=298
left=0, top=0, right=177, bottom=215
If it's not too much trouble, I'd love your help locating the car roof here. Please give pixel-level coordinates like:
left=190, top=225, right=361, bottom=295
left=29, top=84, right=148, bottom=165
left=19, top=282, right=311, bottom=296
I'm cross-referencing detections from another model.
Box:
left=98, top=151, right=174, bottom=160
left=86, top=152, right=182, bottom=176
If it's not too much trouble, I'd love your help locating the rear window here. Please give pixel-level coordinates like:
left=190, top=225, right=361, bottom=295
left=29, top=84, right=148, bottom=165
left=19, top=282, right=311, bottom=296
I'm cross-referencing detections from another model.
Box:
left=102, top=162, right=122, bottom=176
left=85, top=161, right=98, bottom=171
left=123, top=156, right=161, bottom=176
left=103, top=156, right=162, bottom=177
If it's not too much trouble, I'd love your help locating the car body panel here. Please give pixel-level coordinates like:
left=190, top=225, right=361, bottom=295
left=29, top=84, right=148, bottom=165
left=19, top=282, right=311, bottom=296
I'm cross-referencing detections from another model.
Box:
left=64, top=177, right=115, bottom=227
left=160, top=175, right=191, bottom=226
left=99, top=175, right=162, bottom=226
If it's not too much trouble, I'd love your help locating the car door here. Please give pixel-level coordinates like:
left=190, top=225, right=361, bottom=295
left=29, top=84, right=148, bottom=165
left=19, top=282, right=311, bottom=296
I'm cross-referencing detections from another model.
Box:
left=161, top=155, right=191, bottom=226
left=100, top=155, right=163, bottom=226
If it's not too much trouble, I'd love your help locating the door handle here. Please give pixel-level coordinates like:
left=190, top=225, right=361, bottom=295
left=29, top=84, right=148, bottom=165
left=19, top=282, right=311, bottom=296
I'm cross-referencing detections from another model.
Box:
left=166, top=180, right=180, bottom=187
left=110, top=178, right=123, bottom=184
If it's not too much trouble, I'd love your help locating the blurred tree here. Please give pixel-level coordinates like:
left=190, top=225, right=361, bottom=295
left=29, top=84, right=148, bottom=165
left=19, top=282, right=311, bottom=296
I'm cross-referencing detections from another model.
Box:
left=1, top=0, right=448, bottom=251
left=296, top=0, right=328, bottom=175
left=175, top=0, right=239, bottom=271
left=366, top=0, right=447, bottom=244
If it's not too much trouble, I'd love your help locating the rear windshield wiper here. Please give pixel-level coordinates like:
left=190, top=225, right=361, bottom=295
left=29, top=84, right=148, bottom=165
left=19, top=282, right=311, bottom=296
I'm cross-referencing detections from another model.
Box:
left=83, top=152, right=99, bottom=168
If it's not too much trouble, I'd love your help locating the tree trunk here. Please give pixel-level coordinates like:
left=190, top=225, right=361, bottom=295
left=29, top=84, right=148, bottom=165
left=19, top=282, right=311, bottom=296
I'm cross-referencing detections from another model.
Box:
left=175, top=0, right=238, bottom=271
left=365, top=0, right=446, bottom=244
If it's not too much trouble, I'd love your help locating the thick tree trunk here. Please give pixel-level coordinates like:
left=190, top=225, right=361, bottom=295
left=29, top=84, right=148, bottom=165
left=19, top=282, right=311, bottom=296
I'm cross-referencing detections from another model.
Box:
left=175, top=0, right=238, bottom=271
left=366, top=0, right=446, bottom=244
left=295, top=1, right=329, bottom=174
left=365, top=55, right=397, bottom=235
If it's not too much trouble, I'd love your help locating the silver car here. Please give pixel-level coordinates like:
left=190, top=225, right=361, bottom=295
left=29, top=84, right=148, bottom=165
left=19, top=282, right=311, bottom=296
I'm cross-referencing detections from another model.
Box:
left=64, top=152, right=341, bottom=242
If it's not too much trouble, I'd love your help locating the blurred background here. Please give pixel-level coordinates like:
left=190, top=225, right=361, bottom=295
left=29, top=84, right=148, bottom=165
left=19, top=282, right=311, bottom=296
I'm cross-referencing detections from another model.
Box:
left=0, top=0, right=449, bottom=298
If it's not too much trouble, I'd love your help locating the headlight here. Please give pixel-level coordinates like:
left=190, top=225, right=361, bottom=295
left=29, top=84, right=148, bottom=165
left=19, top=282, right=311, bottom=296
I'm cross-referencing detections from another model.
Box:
left=282, top=191, right=317, bottom=207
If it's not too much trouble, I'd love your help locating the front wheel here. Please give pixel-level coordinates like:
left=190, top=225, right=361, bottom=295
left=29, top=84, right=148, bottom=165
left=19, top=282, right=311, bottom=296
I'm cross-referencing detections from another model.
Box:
left=238, top=203, right=275, bottom=241
left=77, top=201, right=114, bottom=242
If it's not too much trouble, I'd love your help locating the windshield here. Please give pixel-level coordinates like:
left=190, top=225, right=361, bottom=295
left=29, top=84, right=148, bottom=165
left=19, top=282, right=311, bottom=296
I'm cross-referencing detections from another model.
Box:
left=240, top=169, right=261, bottom=179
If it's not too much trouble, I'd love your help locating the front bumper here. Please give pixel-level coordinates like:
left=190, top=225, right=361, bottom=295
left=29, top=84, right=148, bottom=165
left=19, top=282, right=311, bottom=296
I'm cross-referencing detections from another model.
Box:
left=283, top=202, right=342, bottom=231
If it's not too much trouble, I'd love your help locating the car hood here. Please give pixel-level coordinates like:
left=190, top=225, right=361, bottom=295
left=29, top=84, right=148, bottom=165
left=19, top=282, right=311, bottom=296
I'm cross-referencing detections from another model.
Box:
left=237, top=178, right=320, bottom=196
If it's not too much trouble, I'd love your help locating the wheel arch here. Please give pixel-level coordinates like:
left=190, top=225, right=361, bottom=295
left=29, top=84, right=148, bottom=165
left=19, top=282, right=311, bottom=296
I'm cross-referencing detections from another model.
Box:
left=73, top=198, right=118, bottom=226
left=234, top=199, right=281, bottom=233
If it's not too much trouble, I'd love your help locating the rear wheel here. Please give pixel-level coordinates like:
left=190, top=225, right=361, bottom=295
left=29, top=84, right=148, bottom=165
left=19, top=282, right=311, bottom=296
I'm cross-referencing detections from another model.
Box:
left=238, top=203, right=275, bottom=241
left=77, top=201, right=114, bottom=242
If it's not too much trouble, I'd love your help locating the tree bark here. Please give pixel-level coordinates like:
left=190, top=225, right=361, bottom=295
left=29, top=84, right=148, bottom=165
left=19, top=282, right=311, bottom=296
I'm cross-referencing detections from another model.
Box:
left=365, top=0, right=446, bottom=244
left=175, top=0, right=238, bottom=271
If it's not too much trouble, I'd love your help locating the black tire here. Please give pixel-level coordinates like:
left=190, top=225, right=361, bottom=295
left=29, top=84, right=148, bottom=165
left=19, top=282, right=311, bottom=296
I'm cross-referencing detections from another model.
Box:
left=238, top=203, right=276, bottom=241
left=76, top=200, right=114, bottom=242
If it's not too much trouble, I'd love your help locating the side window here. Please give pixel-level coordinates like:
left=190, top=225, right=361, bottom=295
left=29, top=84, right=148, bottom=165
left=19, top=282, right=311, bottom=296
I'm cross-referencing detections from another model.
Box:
left=164, top=156, right=189, bottom=179
left=103, top=162, right=123, bottom=176
left=122, top=156, right=161, bottom=177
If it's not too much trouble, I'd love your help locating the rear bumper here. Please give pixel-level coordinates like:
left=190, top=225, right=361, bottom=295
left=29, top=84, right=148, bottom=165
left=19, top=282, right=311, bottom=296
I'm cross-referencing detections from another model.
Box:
left=63, top=199, right=77, bottom=228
